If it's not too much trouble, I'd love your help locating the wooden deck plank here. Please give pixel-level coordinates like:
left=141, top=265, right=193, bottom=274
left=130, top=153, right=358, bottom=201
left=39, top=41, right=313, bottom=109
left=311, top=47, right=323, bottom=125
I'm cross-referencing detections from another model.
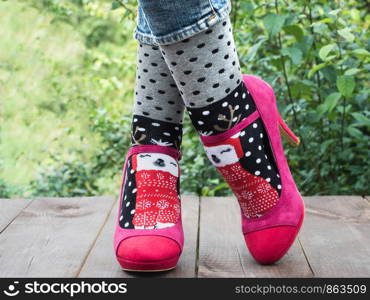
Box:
left=198, top=196, right=312, bottom=278
left=1, top=195, right=369, bottom=278
left=299, top=196, right=370, bottom=277
left=238, top=237, right=313, bottom=278
left=198, top=196, right=245, bottom=278
left=78, top=200, right=125, bottom=277
left=0, top=198, right=32, bottom=232
left=0, top=196, right=115, bottom=277
left=78, top=195, right=199, bottom=278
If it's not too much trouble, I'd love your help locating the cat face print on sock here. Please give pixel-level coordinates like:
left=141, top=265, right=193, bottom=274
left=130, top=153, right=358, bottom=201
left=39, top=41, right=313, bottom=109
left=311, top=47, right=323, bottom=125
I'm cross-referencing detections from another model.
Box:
left=204, top=121, right=282, bottom=219
left=119, top=153, right=181, bottom=229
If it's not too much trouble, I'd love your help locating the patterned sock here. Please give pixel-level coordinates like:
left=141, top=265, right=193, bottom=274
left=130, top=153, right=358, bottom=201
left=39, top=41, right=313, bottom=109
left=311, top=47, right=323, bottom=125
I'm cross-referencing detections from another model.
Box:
left=120, top=153, right=181, bottom=229
left=131, top=43, right=184, bottom=150
left=120, top=43, right=183, bottom=229
left=160, top=18, right=282, bottom=218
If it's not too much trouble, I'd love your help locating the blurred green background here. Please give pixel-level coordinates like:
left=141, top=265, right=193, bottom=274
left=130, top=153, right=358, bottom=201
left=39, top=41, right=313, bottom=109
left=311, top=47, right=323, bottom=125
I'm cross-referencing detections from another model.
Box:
left=0, top=0, right=369, bottom=198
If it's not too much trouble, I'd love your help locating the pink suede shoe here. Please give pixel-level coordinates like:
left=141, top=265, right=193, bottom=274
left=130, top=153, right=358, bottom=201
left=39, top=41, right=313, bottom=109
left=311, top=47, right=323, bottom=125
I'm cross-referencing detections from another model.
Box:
left=201, top=75, right=304, bottom=264
left=114, top=145, right=184, bottom=271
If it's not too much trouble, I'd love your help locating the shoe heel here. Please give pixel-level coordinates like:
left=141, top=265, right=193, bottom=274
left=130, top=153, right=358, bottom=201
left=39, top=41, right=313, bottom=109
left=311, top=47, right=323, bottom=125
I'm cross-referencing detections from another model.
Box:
left=277, top=114, right=300, bottom=146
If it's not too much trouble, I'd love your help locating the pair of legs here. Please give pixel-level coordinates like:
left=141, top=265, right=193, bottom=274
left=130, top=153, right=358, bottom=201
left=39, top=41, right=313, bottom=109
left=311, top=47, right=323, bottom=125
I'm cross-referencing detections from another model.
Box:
left=130, top=7, right=281, bottom=190
left=123, top=8, right=281, bottom=228
left=114, top=0, right=304, bottom=271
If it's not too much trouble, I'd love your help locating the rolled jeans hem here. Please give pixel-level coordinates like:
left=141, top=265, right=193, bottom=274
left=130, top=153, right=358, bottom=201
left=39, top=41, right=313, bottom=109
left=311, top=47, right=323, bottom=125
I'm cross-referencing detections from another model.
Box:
left=134, top=4, right=231, bottom=46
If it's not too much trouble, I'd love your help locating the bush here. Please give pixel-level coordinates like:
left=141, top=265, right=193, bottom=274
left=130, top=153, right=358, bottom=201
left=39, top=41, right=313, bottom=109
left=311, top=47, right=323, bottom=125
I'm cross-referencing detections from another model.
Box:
left=29, top=154, right=99, bottom=197
left=232, top=0, right=369, bottom=195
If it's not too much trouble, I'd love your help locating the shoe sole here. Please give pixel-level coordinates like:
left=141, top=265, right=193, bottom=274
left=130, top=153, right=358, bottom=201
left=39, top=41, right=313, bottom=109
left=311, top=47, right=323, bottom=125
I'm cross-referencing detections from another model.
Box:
left=121, top=266, right=176, bottom=272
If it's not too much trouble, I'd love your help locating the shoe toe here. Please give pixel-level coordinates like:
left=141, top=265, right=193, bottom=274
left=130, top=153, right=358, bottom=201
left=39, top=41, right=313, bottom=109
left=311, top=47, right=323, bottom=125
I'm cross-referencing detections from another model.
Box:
left=244, top=226, right=299, bottom=264
left=117, top=236, right=181, bottom=263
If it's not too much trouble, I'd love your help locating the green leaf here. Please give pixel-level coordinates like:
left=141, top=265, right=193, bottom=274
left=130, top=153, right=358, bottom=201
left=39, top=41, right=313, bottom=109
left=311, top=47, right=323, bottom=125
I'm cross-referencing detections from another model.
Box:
left=111, top=1, right=119, bottom=10
left=328, top=9, right=341, bottom=16
left=281, top=47, right=303, bottom=65
left=344, top=68, right=361, bottom=76
left=347, top=127, right=363, bottom=139
left=336, top=75, right=355, bottom=98
left=316, top=104, right=327, bottom=115
left=308, top=62, right=329, bottom=78
left=245, top=37, right=267, bottom=61
left=240, top=1, right=255, bottom=13
left=317, top=92, right=341, bottom=115
left=283, top=25, right=304, bottom=41
left=295, top=36, right=314, bottom=55
left=352, top=49, right=370, bottom=56
left=324, top=92, right=341, bottom=113
left=323, top=55, right=337, bottom=61
left=321, top=66, right=337, bottom=83
left=313, top=18, right=333, bottom=25
left=263, top=14, right=287, bottom=37
left=319, top=44, right=337, bottom=60
left=338, top=28, right=355, bottom=43
left=351, top=113, right=370, bottom=127
left=338, top=18, right=346, bottom=27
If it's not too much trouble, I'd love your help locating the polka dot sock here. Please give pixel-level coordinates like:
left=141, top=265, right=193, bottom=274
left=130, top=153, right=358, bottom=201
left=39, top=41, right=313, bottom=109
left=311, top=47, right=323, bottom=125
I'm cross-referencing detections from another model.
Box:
left=159, top=17, right=282, bottom=217
left=132, top=43, right=185, bottom=150
left=122, top=43, right=183, bottom=230
left=160, top=18, right=242, bottom=109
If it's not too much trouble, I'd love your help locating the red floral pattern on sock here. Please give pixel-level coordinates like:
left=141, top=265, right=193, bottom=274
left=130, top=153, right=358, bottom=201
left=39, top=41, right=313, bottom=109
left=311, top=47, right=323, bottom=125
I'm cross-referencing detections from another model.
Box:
left=218, top=163, right=278, bottom=218
left=133, top=170, right=180, bottom=227
left=204, top=133, right=279, bottom=219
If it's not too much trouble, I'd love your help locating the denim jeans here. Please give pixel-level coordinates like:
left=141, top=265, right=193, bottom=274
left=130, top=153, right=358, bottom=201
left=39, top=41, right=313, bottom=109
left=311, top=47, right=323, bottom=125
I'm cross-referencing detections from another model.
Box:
left=135, top=0, right=231, bottom=45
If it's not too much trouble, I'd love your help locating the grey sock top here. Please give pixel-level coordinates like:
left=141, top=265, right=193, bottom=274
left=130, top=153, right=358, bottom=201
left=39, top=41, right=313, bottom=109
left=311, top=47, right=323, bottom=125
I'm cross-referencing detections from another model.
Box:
left=133, top=43, right=185, bottom=124
left=159, top=18, right=243, bottom=108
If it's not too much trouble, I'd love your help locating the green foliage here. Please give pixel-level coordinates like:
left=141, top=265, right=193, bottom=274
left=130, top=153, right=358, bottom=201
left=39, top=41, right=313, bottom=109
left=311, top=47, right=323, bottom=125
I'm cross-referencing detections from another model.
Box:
left=233, top=0, right=369, bottom=195
left=0, top=0, right=369, bottom=198
left=0, top=178, right=23, bottom=199
left=30, top=154, right=99, bottom=197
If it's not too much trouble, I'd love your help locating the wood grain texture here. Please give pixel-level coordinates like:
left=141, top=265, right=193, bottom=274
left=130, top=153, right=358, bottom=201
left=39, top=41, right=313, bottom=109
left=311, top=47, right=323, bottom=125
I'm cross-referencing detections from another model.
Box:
left=198, top=196, right=312, bottom=278
left=0, top=196, right=115, bottom=277
left=0, top=198, right=32, bottom=232
left=1, top=196, right=369, bottom=277
left=300, top=196, right=370, bottom=277
left=78, top=195, right=200, bottom=278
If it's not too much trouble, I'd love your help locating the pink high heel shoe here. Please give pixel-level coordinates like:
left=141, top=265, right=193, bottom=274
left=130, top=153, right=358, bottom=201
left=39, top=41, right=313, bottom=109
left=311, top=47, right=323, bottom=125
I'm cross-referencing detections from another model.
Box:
left=201, top=75, right=304, bottom=264
left=113, top=145, right=184, bottom=271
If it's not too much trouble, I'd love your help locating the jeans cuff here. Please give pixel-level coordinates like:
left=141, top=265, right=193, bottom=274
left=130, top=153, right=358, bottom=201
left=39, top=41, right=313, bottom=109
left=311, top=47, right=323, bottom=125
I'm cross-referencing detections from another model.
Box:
left=133, top=3, right=231, bottom=46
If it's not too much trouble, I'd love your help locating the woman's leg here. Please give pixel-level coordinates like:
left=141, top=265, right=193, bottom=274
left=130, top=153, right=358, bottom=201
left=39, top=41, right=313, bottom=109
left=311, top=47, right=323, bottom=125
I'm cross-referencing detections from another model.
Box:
left=114, top=42, right=185, bottom=271
left=141, top=1, right=304, bottom=264
left=159, top=18, right=282, bottom=217
left=121, top=42, right=184, bottom=229
left=131, top=43, right=184, bottom=150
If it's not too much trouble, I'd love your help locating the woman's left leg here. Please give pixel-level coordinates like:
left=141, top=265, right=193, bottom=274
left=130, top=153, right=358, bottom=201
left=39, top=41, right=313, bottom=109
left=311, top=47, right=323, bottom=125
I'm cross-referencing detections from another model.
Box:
left=114, top=42, right=186, bottom=271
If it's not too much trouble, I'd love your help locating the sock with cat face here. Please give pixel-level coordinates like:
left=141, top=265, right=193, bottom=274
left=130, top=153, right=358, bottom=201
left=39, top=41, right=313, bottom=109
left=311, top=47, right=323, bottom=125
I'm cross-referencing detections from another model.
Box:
left=160, top=17, right=282, bottom=218
left=119, top=43, right=183, bottom=230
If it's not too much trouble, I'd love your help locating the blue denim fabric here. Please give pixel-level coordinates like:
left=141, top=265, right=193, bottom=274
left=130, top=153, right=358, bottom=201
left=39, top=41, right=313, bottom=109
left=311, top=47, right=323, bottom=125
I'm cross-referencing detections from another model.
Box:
left=135, top=0, right=231, bottom=45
